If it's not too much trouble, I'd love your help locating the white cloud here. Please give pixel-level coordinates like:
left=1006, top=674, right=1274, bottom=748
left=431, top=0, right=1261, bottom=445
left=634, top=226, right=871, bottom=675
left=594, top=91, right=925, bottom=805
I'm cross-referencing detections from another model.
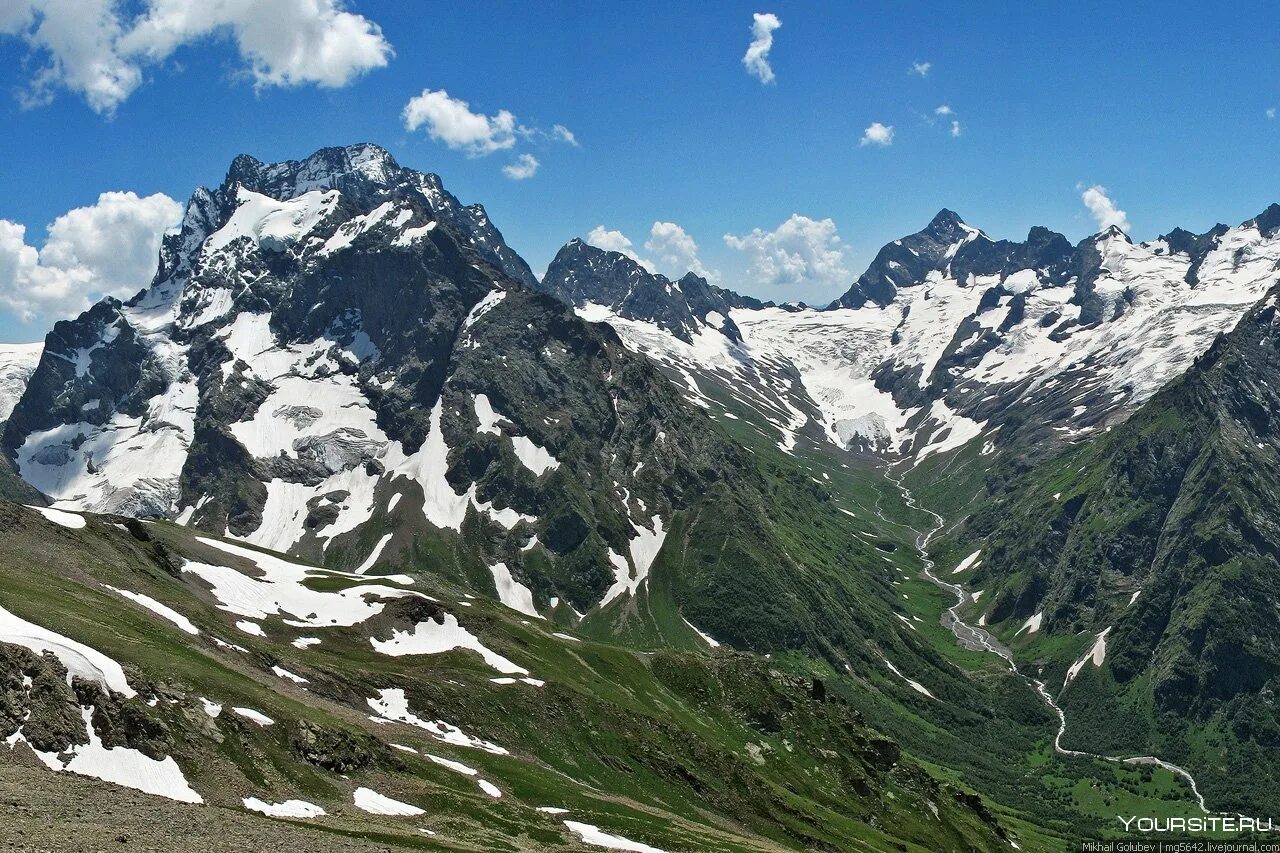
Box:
left=550, top=124, right=579, bottom=146
left=859, top=122, right=894, bottom=147
left=502, top=153, right=539, bottom=180
left=402, top=89, right=517, bottom=157
left=1081, top=184, right=1130, bottom=233
left=0, top=191, right=181, bottom=324
left=950, top=120, right=962, bottom=137
left=934, top=104, right=953, bottom=116
left=723, top=214, right=849, bottom=288
left=1, top=0, right=392, bottom=114
left=584, top=222, right=717, bottom=281
left=644, top=222, right=717, bottom=282
left=742, top=12, right=781, bottom=84
left=910, top=61, right=931, bottom=77
left=1267, top=107, right=1277, bottom=120
left=585, top=227, right=654, bottom=272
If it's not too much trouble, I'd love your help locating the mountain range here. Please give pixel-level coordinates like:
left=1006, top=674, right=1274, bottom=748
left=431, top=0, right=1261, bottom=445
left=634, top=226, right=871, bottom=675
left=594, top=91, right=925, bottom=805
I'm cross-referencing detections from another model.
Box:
left=1, top=143, right=1278, bottom=850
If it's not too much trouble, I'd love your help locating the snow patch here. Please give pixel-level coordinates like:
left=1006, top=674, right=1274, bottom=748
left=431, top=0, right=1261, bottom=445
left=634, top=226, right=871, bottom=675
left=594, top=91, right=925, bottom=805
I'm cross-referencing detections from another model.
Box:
left=353, top=786, right=425, bottom=816
left=370, top=613, right=527, bottom=674
left=25, top=505, right=86, bottom=529
left=488, top=562, right=541, bottom=619
left=104, top=586, right=198, bottom=635
left=1016, top=612, right=1043, bottom=635
left=563, top=820, right=669, bottom=852
left=367, top=688, right=508, bottom=754
left=244, top=797, right=325, bottom=818
left=0, top=604, right=134, bottom=696
left=951, top=549, right=982, bottom=575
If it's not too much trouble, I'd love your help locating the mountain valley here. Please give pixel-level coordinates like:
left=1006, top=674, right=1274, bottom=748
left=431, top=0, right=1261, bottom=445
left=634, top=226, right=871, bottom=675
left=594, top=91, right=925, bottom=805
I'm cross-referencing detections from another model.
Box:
left=1, top=143, right=1278, bottom=850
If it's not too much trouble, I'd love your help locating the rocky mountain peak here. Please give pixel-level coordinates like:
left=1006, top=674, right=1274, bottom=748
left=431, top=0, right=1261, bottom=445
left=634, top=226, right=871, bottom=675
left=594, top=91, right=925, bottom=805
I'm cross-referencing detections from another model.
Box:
left=922, top=208, right=970, bottom=240
left=225, top=143, right=400, bottom=203
left=834, top=209, right=989, bottom=308
left=1252, top=202, right=1280, bottom=237
left=539, top=239, right=762, bottom=342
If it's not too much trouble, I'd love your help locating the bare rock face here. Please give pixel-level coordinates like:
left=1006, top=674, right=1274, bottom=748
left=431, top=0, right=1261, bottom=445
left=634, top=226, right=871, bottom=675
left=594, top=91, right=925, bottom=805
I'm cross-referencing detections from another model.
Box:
left=0, top=644, right=87, bottom=754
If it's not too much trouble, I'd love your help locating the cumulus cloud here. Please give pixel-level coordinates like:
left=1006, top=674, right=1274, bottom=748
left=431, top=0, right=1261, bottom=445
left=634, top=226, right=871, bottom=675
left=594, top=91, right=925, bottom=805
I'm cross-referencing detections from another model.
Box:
left=584, top=222, right=717, bottom=281
left=742, top=12, right=781, bottom=84
left=1, top=0, right=392, bottom=114
left=1081, top=184, right=1130, bottom=233
left=1268, top=107, right=1277, bottom=120
left=402, top=89, right=517, bottom=156
left=402, top=90, right=574, bottom=172
left=644, top=222, right=718, bottom=282
left=929, top=106, right=961, bottom=137
left=585, top=226, right=654, bottom=271
left=550, top=124, right=579, bottom=146
left=723, top=214, right=849, bottom=288
left=859, top=122, right=894, bottom=147
left=502, top=153, right=539, bottom=180
left=910, top=61, right=931, bottom=77
left=0, top=191, right=181, bottom=324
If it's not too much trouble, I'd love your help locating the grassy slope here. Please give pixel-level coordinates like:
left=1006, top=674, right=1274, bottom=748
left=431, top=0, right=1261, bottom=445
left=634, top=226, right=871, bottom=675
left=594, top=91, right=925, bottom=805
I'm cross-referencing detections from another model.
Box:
left=0, top=501, right=1014, bottom=852
left=602, top=377, right=1220, bottom=847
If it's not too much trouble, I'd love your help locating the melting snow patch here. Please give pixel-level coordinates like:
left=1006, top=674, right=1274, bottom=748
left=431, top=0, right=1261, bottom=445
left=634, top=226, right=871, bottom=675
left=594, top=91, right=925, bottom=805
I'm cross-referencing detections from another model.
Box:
left=291, top=636, right=321, bottom=650
left=426, top=753, right=477, bottom=775
left=1016, top=612, right=1043, bottom=635
left=185, top=536, right=417, bottom=629
left=681, top=617, right=720, bottom=648
left=488, top=561, right=541, bottom=619
left=881, top=658, right=935, bottom=699
left=199, top=698, right=223, bottom=718
left=232, top=707, right=274, bottom=726
left=0, top=604, right=134, bottom=696
left=370, top=613, right=527, bottom=674
left=477, top=779, right=502, bottom=798
left=271, top=665, right=308, bottom=684
left=511, top=435, right=559, bottom=476
left=24, top=505, right=87, bottom=529
left=473, top=393, right=502, bottom=434
left=104, top=586, right=198, bottom=635
left=951, top=549, right=981, bottom=575
left=563, top=820, right=669, bottom=852
left=367, top=689, right=508, bottom=754
left=354, top=533, right=394, bottom=575
left=384, top=401, right=535, bottom=532
left=17, top=707, right=202, bottom=803
left=538, top=806, right=570, bottom=815
left=353, top=786, right=425, bottom=816
left=235, top=620, right=266, bottom=637
left=1064, top=628, right=1111, bottom=687
left=599, top=517, right=668, bottom=607
left=244, top=797, right=325, bottom=818
left=461, top=289, right=507, bottom=332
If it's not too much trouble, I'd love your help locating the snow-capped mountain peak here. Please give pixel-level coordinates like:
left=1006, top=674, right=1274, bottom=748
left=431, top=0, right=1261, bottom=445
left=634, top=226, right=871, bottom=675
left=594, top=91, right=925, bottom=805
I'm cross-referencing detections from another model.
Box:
left=556, top=204, right=1280, bottom=463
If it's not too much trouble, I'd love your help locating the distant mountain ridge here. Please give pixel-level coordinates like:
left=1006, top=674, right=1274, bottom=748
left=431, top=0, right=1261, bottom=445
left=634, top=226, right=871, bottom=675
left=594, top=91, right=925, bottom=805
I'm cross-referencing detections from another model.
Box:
left=552, top=204, right=1280, bottom=462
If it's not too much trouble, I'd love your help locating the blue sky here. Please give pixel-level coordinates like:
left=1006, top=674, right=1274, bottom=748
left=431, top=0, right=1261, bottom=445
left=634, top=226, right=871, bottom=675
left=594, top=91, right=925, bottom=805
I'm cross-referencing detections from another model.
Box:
left=1, top=0, right=1278, bottom=342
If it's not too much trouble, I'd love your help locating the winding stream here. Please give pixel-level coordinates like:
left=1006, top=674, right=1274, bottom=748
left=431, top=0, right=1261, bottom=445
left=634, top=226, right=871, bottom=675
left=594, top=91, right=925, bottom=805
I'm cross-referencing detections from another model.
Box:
left=886, top=469, right=1212, bottom=815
